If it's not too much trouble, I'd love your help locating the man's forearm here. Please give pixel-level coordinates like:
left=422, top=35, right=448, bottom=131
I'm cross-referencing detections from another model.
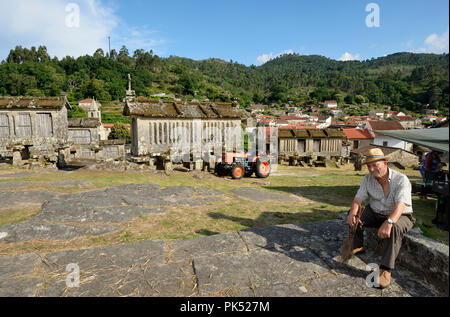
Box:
left=388, top=202, right=406, bottom=223
left=349, top=197, right=362, bottom=215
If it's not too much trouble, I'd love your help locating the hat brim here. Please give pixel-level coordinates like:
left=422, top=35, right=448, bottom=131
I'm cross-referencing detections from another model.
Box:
left=363, top=155, right=391, bottom=164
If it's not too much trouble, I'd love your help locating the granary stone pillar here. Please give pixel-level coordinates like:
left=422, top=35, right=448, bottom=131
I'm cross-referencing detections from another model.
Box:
left=194, top=160, right=202, bottom=171
left=12, top=147, right=23, bottom=167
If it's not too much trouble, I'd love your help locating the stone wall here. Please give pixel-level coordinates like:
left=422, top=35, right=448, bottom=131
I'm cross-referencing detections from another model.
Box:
left=365, top=227, right=449, bottom=295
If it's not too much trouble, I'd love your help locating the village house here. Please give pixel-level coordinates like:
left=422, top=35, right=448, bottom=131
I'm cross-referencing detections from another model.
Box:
left=425, top=109, right=440, bottom=115
left=385, top=110, right=406, bottom=119
left=422, top=114, right=440, bottom=123
left=369, top=109, right=385, bottom=119
left=0, top=94, right=72, bottom=167
left=249, top=104, right=266, bottom=113
left=323, top=100, right=338, bottom=109
left=329, top=108, right=343, bottom=117
left=391, top=115, right=422, bottom=129
left=122, top=77, right=244, bottom=164
left=342, top=128, right=373, bottom=151
left=365, top=120, right=412, bottom=151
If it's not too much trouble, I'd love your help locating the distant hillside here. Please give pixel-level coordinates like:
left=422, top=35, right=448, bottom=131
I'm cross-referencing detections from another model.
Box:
left=1, top=46, right=448, bottom=117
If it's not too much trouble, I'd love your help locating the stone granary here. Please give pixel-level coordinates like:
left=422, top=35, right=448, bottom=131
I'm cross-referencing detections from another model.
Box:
left=278, top=128, right=346, bottom=166
left=0, top=94, right=72, bottom=167
left=68, top=118, right=125, bottom=160
left=123, top=88, right=244, bottom=166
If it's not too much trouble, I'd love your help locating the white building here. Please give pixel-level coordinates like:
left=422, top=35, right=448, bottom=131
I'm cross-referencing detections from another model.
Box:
left=365, top=120, right=412, bottom=151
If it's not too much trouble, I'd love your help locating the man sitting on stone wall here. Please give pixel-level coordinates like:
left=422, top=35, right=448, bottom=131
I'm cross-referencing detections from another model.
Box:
left=347, top=148, right=416, bottom=289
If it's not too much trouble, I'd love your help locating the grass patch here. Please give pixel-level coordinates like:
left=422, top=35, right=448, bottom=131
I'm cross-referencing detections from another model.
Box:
left=0, top=208, right=41, bottom=226
left=0, top=164, right=447, bottom=258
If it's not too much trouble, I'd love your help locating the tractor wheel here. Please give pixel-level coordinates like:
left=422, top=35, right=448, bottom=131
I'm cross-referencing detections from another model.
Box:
left=231, top=165, right=244, bottom=179
left=255, top=159, right=270, bottom=178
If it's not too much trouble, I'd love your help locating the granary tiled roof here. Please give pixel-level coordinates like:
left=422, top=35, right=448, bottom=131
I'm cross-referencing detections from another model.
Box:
left=0, top=95, right=72, bottom=110
left=68, top=118, right=102, bottom=128
left=123, top=97, right=243, bottom=119
left=278, top=129, right=295, bottom=138
left=325, top=129, right=346, bottom=138
left=308, top=129, right=327, bottom=138
left=294, top=129, right=309, bottom=138
left=278, top=128, right=345, bottom=139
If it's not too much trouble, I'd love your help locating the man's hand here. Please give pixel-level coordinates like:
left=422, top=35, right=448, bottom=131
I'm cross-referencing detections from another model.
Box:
left=378, top=221, right=392, bottom=239
left=347, top=213, right=362, bottom=228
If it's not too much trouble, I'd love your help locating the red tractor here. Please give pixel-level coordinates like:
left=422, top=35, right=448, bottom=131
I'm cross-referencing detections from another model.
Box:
left=214, top=151, right=271, bottom=179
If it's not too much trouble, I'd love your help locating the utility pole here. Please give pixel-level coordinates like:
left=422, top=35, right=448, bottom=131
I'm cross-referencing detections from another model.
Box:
left=108, top=36, right=111, bottom=58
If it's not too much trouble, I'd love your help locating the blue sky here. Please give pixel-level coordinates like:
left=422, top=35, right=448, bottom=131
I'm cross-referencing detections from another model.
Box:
left=0, top=0, right=448, bottom=65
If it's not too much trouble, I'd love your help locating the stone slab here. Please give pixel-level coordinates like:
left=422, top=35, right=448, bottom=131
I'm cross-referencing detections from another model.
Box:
left=39, top=259, right=195, bottom=297
left=35, top=205, right=167, bottom=223
left=41, top=240, right=166, bottom=274
left=0, top=221, right=120, bottom=242
left=0, top=253, right=42, bottom=279
left=230, top=187, right=295, bottom=202
left=0, top=180, right=93, bottom=189
left=193, top=248, right=329, bottom=295
left=306, top=273, right=382, bottom=297
left=253, top=282, right=314, bottom=297
left=0, top=277, right=45, bottom=297
left=0, top=190, right=57, bottom=207
left=239, top=220, right=347, bottom=251
left=170, top=232, right=247, bottom=261
left=0, top=172, right=32, bottom=178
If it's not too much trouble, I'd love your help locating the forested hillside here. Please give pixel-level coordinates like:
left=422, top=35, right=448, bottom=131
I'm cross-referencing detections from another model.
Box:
left=0, top=46, right=448, bottom=115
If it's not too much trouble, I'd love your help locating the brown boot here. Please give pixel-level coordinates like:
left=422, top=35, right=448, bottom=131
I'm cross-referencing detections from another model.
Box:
left=378, top=269, right=391, bottom=289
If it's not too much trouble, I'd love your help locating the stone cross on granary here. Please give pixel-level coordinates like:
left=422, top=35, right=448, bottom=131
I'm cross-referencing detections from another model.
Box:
left=125, top=74, right=135, bottom=100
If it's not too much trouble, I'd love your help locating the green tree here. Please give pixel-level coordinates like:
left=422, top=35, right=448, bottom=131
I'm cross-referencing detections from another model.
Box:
left=108, top=122, right=131, bottom=142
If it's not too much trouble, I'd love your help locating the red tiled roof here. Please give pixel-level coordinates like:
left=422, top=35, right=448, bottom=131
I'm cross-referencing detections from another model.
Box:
left=395, top=115, right=416, bottom=121
left=368, top=120, right=404, bottom=137
left=343, top=128, right=373, bottom=139
left=79, top=98, right=94, bottom=103
left=102, top=123, right=130, bottom=128
left=368, top=120, right=404, bottom=130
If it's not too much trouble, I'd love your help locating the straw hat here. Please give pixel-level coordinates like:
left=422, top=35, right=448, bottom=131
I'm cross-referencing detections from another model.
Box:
left=363, top=148, right=391, bottom=164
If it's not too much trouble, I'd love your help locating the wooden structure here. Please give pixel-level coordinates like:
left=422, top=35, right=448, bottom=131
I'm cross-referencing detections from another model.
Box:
left=278, top=128, right=346, bottom=166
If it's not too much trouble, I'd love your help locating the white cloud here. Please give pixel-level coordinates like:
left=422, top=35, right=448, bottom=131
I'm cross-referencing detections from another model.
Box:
left=256, top=49, right=294, bottom=65
left=0, top=0, right=166, bottom=60
left=419, top=26, right=449, bottom=54
left=339, top=52, right=361, bottom=61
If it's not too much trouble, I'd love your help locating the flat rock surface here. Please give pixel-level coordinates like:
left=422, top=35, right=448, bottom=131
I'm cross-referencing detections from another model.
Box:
left=0, top=184, right=224, bottom=242
left=0, top=190, right=57, bottom=208
left=0, top=221, right=120, bottom=242
left=230, top=187, right=295, bottom=202
left=0, top=180, right=93, bottom=189
left=0, top=220, right=443, bottom=297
